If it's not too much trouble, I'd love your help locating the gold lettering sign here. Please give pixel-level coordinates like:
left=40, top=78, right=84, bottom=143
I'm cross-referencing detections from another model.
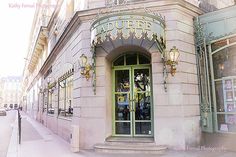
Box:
left=96, top=20, right=153, bottom=35
left=91, top=13, right=165, bottom=45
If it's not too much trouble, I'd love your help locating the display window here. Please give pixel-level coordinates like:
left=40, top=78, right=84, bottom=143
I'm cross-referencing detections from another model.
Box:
left=212, top=40, right=236, bottom=132
left=58, top=74, right=73, bottom=117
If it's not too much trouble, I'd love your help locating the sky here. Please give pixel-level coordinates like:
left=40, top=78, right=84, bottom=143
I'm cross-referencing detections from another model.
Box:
left=0, top=0, right=36, bottom=77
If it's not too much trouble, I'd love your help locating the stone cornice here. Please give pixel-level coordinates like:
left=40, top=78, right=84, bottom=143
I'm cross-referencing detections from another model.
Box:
left=39, top=12, right=81, bottom=75
left=75, top=0, right=204, bottom=22
left=27, top=26, right=48, bottom=73
left=47, top=0, right=64, bottom=30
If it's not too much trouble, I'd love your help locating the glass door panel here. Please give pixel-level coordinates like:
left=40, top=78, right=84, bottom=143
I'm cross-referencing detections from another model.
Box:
left=134, top=92, right=151, bottom=121
left=115, top=93, right=130, bottom=121
left=115, top=70, right=130, bottom=92
left=115, top=122, right=131, bottom=135
left=133, top=68, right=152, bottom=136
left=113, top=65, right=152, bottom=137
left=135, top=122, right=152, bottom=135
left=134, top=69, right=151, bottom=92
left=114, top=69, right=132, bottom=136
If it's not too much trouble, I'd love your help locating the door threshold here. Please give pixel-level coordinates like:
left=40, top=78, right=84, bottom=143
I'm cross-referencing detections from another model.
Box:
left=106, top=136, right=154, bottom=143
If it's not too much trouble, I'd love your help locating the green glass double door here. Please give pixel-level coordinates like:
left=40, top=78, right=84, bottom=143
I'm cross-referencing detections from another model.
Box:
left=113, top=66, right=153, bottom=137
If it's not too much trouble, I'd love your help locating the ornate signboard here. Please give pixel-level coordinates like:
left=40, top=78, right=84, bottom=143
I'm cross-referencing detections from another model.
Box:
left=91, top=12, right=165, bottom=46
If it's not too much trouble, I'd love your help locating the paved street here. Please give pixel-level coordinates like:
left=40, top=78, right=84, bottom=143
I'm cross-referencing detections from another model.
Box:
left=5, top=112, right=236, bottom=157
left=0, top=110, right=17, bottom=157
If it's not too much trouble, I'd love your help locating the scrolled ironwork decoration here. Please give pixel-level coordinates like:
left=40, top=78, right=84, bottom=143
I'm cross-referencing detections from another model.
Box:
left=79, top=54, right=93, bottom=81
left=160, top=46, right=180, bottom=92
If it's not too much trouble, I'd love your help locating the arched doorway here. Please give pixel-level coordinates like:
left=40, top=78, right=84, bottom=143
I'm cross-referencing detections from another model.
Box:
left=112, top=53, right=153, bottom=137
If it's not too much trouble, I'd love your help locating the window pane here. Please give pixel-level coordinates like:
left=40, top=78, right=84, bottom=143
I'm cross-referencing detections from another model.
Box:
left=113, top=56, right=124, bottom=66
left=139, top=54, right=150, bottom=64
left=126, top=54, right=137, bottom=65
left=212, top=45, right=236, bottom=79
left=58, top=76, right=73, bottom=117
left=229, top=36, right=236, bottom=44
left=115, top=70, right=130, bottom=92
left=215, top=81, right=224, bottom=112
left=66, top=76, right=73, bottom=116
left=134, top=92, right=151, bottom=120
left=134, top=69, right=150, bottom=92
left=216, top=78, right=236, bottom=113
left=135, top=122, right=151, bottom=135
left=115, top=122, right=130, bottom=134
left=115, top=94, right=130, bottom=120
left=47, top=92, right=54, bottom=114
left=43, top=92, right=48, bottom=112
left=107, top=0, right=144, bottom=5
left=59, top=80, right=66, bottom=116
left=211, top=39, right=227, bottom=52
left=218, top=114, right=236, bottom=132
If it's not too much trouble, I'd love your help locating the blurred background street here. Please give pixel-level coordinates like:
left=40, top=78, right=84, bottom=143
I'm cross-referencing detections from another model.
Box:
left=0, top=110, right=16, bottom=157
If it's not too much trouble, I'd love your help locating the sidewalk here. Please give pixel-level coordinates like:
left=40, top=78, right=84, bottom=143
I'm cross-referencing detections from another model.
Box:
left=6, top=112, right=236, bottom=157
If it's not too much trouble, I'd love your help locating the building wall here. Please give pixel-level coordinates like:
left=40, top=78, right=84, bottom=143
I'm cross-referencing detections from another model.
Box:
left=72, top=2, right=201, bottom=149
left=23, top=0, right=205, bottom=151
left=215, top=0, right=235, bottom=9
left=155, top=4, right=201, bottom=149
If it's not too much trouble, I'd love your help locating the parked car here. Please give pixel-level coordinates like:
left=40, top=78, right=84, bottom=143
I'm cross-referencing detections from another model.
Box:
left=0, top=108, right=7, bottom=116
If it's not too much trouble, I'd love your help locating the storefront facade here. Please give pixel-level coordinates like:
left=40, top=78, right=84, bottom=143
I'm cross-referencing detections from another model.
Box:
left=21, top=0, right=235, bottom=153
left=196, top=5, right=236, bottom=150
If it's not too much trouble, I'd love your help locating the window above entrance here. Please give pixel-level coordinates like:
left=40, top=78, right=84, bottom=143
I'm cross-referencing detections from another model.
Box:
left=113, top=53, right=150, bottom=66
left=106, top=0, right=144, bottom=6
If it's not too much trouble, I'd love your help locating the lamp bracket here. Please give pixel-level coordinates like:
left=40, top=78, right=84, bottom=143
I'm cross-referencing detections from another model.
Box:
left=159, top=46, right=180, bottom=92
left=79, top=54, right=94, bottom=81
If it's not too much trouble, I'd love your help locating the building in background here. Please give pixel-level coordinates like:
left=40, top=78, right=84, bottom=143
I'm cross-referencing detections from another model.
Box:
left=198, top=0, right=235, bottom=10
left=0, top=76, right=22, bottom=109
left=21, top=0, right=236, bottom=153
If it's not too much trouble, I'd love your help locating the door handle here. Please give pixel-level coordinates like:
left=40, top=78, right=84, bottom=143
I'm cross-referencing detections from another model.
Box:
left=128, top=103, right=134, bottom=112
left=129, top=98, right=135, bottom=112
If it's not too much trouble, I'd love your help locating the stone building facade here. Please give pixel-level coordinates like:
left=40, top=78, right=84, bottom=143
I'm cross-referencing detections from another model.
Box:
left=21, top=0, right=236, bottom=153
left=0, top=76, right=22, bottom=109
left=196, top=5, right=236, bottom=151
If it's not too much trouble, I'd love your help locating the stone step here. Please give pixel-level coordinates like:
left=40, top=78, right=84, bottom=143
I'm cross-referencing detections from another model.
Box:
left=105, top=140, right=156, bottom=146
left=106, top=137, right=154, bottom=143
left=94, top=143, right=167, bottom=154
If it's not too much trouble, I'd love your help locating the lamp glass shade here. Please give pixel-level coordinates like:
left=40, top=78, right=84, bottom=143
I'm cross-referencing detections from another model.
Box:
left=169, top=46, right=180, bottom=62
left=218, top=63, right=224, bottom=70
left=80, top=54, right=87, bottom=67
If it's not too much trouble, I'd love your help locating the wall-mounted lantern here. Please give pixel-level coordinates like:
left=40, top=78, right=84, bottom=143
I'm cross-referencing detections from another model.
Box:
left=54, top=28, right=59, bottom=36
left=165, top=46, right=180, bottom=76
left=79, top=54, right=92, bottom=80
left=162, top=46, right=180, bottom=92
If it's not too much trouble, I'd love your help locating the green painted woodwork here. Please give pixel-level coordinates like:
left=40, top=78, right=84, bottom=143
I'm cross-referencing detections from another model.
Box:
left=194, top=18, right=213, bottom=133
left=196, top=5, right=236, bottom=133
left=199, top=5, right=236, bottom=42
left=112, top=53, right=153, bottom=137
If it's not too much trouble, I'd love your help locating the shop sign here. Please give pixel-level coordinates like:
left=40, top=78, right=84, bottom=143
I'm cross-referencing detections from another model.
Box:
left=91, top=13, right=165, bottom=45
